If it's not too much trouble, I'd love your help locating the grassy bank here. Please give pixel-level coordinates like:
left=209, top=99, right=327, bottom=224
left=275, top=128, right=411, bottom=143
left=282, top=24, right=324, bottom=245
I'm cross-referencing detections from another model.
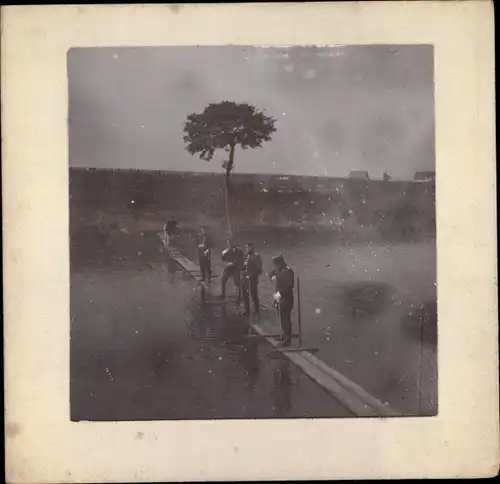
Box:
left=70, top=167, right=435, bottom=244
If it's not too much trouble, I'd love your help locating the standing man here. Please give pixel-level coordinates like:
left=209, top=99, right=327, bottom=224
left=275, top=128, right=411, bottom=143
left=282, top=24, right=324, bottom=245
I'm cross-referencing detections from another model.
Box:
left=270, top=254, right=295, bottom=347
left=164, top=216, right=178, bottom=246
left=196, top=225, right=213, bottom=282
left=220, top=237, right=245, bottom=299
left=242, top=242, right=263, bottom=315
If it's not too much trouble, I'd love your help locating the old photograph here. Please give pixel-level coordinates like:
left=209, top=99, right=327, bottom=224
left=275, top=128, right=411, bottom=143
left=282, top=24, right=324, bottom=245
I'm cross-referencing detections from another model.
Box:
left=4, top=2, right=498, bottom=481
left=69, top=44, right=437, bottom=421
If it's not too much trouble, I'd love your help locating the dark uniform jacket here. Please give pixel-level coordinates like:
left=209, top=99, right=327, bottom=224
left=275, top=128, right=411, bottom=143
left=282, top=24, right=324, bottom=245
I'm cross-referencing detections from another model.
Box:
left=196, top=233, right=213, bottom=257
left=244, top=252, right=263, bottom=279
left=222, top=246, right=245, bottom=271
left=272, top=266, right=295, bottom=298
left=165, top=220, right=178, bottom=234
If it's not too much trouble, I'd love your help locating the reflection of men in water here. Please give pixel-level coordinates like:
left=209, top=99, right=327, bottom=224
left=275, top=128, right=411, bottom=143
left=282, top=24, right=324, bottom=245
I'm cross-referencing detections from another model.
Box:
left=196, top=225, right=213, bottom=282
left=270, top=254, right=295, bottom=347
left=220, top=238, right=245, bottom=299
left=238, top=339, right=260, bottom=392
left=164, top=217, right=178, bottom=246
left=272, top=359, right=293, bottom=416
left=188, top=304, right=215, bottom=340
left=166, top=258, right=178, bottom=279
left=242, top=242, right=262, bottom=315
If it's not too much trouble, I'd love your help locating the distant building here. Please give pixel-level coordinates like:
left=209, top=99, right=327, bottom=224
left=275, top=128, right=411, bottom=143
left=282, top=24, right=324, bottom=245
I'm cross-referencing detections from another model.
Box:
left=383, top=172, right=392, bottom=182
left=349, top=170, right=370, bottom=180
left=414, top=171, right=435, bottom=182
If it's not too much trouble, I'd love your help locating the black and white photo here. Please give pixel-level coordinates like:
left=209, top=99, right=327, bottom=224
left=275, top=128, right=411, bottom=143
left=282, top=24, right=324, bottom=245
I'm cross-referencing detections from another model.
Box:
left=69, top=44, right=437, bottom=421
left=3, top=3, right=498, bottom=482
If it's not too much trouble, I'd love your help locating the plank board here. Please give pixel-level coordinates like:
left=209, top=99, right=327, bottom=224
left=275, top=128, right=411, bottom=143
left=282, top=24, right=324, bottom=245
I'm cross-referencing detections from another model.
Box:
left=268, top=347, right=319, bottom=354
left=203, top=299, right=239, bottom=305
left=300, top=352, right=398, bottom=417
left=239, top=333, right=300, bottom=339
left=248, top=321, right=397, bottom=417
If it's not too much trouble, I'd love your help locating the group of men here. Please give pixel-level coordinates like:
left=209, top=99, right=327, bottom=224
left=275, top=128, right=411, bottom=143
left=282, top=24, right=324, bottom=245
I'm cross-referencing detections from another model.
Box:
left=196, top=225, right=296, bottom=347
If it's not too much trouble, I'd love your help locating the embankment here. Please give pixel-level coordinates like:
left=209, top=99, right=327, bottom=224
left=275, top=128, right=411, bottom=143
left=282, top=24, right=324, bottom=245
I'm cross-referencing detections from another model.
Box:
left=70, top=167, right=435, bottom=243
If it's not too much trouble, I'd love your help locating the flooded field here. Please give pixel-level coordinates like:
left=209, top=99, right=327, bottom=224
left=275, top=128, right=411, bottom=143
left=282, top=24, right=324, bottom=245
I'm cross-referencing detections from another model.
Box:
left=180, top=228, right=437, bottom=416
left=71, top=223, right=437, bottom=419
left=70, top=169, right=437, bottom=419
left=70, top=233, right=353, bottom=420
left=238, top=230, right=437, bottom=415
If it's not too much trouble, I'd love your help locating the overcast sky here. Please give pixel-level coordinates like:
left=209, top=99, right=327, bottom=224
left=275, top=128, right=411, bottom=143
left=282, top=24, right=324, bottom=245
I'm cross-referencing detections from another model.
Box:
left=68, top=45, right=434, bottom=180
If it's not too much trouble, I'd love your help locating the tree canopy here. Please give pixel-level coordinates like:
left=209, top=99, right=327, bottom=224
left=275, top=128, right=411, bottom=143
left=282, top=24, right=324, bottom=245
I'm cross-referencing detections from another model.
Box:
left=182, top=101, right=276, bottom=173
left=183, top=101, right=276, bottom=235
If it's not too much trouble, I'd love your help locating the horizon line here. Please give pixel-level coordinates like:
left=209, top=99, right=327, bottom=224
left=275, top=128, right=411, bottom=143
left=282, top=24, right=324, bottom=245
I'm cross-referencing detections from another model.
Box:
left=69, top=165, right=434, bottom=182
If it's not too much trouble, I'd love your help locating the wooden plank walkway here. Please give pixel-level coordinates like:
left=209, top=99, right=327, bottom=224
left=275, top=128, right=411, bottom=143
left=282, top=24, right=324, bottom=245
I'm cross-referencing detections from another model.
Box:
left=159, top=233, right=400, bottom=418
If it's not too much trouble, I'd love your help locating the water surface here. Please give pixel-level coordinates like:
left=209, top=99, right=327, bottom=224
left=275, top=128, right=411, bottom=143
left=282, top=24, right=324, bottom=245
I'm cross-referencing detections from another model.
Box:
left=70, top=234, right=353, bottom=420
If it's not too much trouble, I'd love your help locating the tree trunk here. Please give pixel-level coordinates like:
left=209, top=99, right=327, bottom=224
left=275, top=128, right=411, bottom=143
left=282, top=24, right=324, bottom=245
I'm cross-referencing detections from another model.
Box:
left=226, top=143, right=235, bottom=187
left=224, top=144, right=235, bottom=236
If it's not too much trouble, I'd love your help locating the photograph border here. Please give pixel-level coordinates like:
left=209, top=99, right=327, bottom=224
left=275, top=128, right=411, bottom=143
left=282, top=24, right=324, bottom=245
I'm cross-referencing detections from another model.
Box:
left=3, top=2, right=498, bottom=481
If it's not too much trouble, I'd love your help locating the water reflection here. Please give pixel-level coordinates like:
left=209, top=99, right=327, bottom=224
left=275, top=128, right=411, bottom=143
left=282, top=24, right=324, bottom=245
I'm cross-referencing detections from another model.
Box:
left=71, top=216, right=437, bottom=417
left=187, top=294, right=243, bottom=343
left=186, top=290, right=265, bottom=397
left=165, top=257, right=178, bottom=279
left=235, top=338, right=261, bottom=393
left=272, top=358, right=294, bottom=417
left=187, top=304, right=217, bottom=341
left=338, top=281, right=395, bottom=319
left=71, top=223, right=360, bottom=420
left=400, top=299, right=437, bottom=346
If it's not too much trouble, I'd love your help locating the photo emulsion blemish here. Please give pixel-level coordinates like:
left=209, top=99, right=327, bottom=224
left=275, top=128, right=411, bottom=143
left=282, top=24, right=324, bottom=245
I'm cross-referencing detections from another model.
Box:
left=68, top=45, right=437, bottom=421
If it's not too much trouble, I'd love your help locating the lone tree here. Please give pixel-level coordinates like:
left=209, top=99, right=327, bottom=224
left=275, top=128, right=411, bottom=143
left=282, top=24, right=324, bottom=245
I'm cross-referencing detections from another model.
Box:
left=183, top=101, right=276, bottom=187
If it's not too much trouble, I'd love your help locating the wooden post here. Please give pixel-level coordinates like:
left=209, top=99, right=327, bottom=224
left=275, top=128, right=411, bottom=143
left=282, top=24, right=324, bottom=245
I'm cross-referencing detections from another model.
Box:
left=416, top=303, right=425, bottom=414
left=297, top=276, right=303, bottom=348
left=247, top=286, right=253, bottom=336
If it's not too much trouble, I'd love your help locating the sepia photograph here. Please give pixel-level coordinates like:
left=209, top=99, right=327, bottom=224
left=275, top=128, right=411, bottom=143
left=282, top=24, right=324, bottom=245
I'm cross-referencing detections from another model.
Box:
left=69, top=44, right=437, bottom=421
left=3, top=2, right=497, bottom=481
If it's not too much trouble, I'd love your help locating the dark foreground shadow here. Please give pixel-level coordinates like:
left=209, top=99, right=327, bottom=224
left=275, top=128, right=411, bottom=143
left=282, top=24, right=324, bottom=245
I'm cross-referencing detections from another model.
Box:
left=338, top=281, right=395, bottom=319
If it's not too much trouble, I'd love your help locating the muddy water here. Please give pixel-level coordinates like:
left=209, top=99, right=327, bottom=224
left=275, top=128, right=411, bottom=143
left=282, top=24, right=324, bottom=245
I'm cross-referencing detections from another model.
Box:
left=70, top=234, right=353, bottom=420
left=71, top=213, right=437, bottom=418
left=181, top=228, right=437, bottom=416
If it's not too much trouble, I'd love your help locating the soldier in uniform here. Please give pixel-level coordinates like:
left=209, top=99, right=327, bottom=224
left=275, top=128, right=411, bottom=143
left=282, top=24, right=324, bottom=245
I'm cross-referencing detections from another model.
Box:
left=242, top=242, right=263, bottom=315
left=270, top=254, right=295, bottom=347
left=220, top=237, right=245, bottom=299
left=163, top=216, right=178, bottom=245
left=196, top=225, right=213, bottom=282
